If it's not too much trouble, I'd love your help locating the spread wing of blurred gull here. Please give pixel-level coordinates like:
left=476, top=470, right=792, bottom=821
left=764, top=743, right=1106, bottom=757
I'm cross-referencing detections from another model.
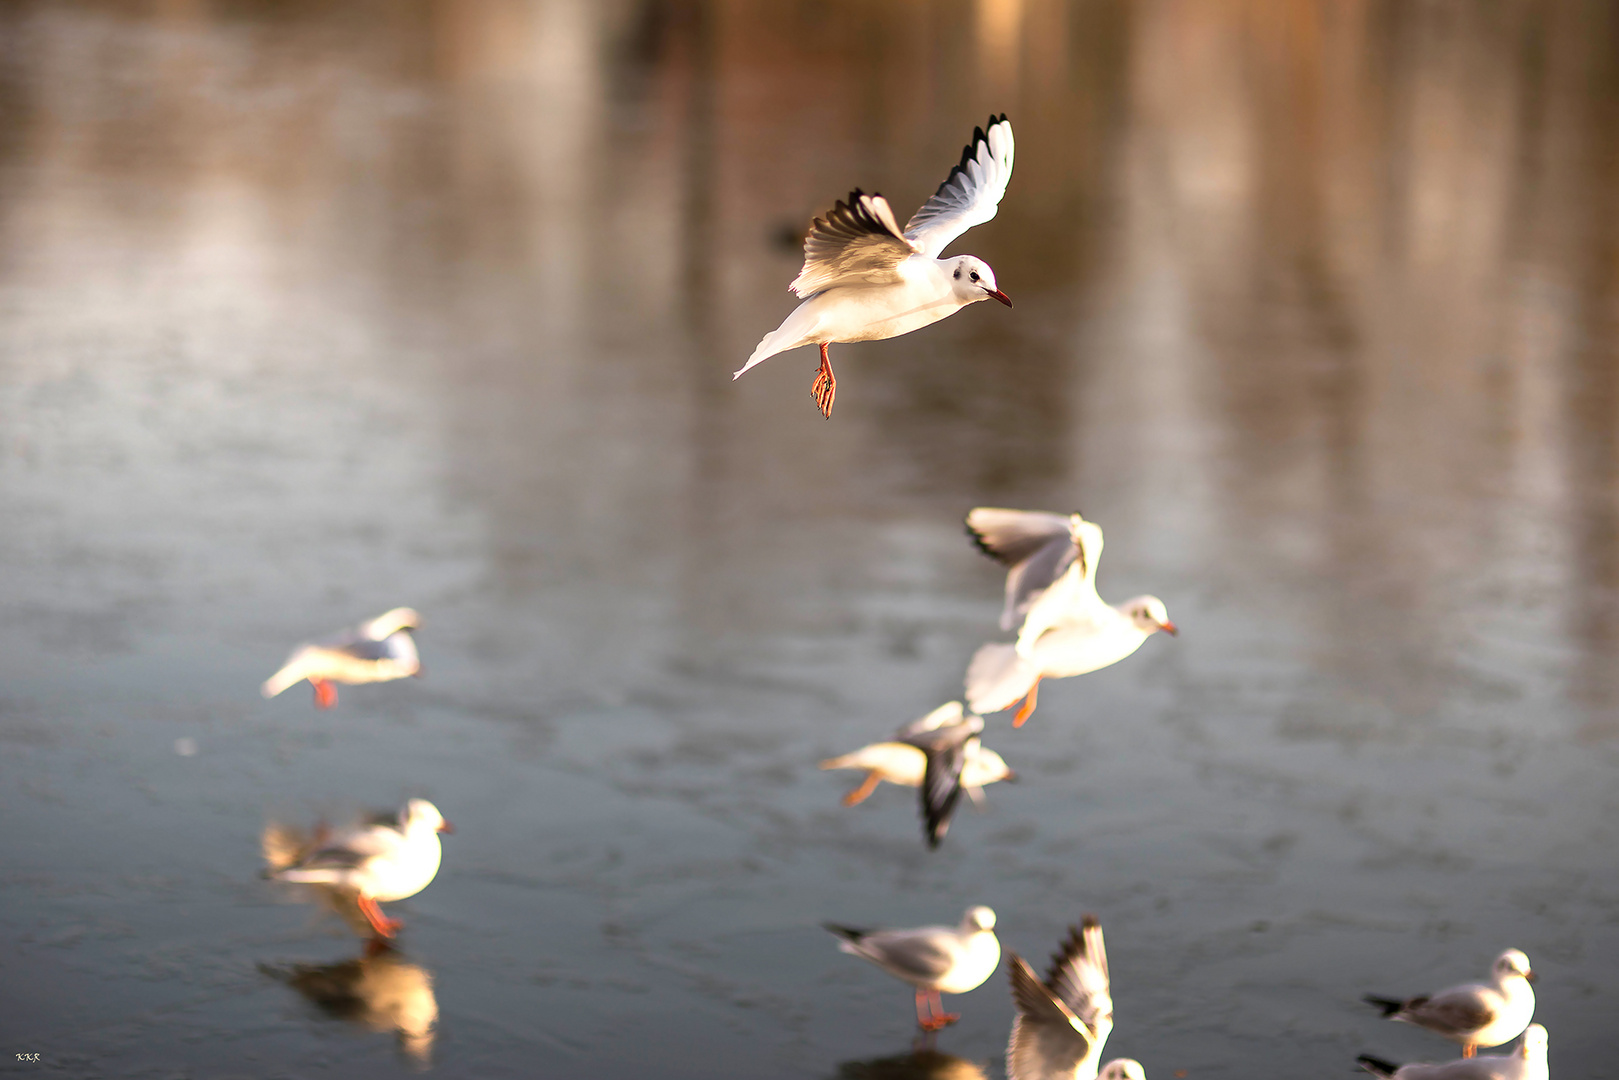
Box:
left=901, top=709, right=990, bottom=850
left=735, top=116, right=1014, bottom=417
left=265, top=798, right=452, bottom=940
left=824, top=906, right=1001, bottom=1032
left=261, top=607, right=422, bottom=709
left=1006, top=916, right=1142, bottom=1080
left=819, top=701, right=1016, bottom=817
left=963, top=509, right=1175, bottom=726
left=1358, top=1024, right=1549, bottom=1080
left=1363, top=949, right=1537, bottom=1057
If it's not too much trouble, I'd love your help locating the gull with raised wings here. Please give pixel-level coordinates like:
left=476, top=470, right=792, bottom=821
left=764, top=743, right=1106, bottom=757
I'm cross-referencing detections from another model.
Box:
left=963, top=509, right=1174, bottom=726
left=1007, top=916, right=1142, bottom=1080
left=735, top=116, right=1015, bottom=417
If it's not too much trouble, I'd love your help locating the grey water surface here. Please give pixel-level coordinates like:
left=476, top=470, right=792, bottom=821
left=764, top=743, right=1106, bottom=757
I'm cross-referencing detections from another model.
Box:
left=1, top=2, right=1617, bottom=1077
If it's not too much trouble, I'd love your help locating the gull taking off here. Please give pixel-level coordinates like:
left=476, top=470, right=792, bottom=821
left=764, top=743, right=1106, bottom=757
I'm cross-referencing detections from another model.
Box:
left=824, top=906, right=1001, bottom=1032
left=963, top=509, right=1174, bottom=726
left=1364, top=949, right=1537, bottom=1058
left=1007, top=916, right=1141, bottom=1080
left=1358, top=1024, right=1548, bottom=1080
left=266, top=798, right=452, bottom=939
left=261, top=607, right=422, bottom=709
left=821, top=702, right=1015, bottom=807
left=735, top=116, right=1015, bottom=417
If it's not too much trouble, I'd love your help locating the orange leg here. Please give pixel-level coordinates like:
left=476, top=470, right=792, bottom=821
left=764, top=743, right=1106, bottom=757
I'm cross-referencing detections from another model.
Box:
left=1462, top=1045, right=1476, bottom=1059
left=811, top=342, right=836, bottom=418
left=356, top=893, right=401, bottom=938
left=1012, top=676, right=1042, bottom=728
left=310, top=678, right=338, bottom=709
left=915, top=988, right=959, bottom=1031
left=841, top=771, right=883, bottom=807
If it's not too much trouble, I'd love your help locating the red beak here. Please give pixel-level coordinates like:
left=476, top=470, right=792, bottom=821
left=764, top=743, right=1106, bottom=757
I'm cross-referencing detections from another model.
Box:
left=987, top=288, right=1013, bottom=308
left=438, top=821, right=455, bottom=834
left=1159, top=621, right=1178, bottom=636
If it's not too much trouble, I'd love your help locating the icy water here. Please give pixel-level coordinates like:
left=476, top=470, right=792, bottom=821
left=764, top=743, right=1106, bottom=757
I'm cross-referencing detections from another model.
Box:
left=2, top=2, right=1617, bottom=1077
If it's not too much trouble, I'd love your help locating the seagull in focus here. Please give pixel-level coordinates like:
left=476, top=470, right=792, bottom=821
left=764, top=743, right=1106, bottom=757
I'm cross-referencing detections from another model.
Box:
left=963, top=509, right=1174, bottom=727
left=1364, top=949, right=1537, bottom=1058
left=265, top=798, right=452, bottom=939
left=735, top=116, right=1015, bottom=418
left=261, top=607, right=422, bottom=709
left=1358, top=1024, right=1548, bottom=1080
left=824, top=906, right=1001, bottom=1032
left=820, top=702, right=1017, bottom=847
left=1007, top=915, right=1141, bottom=1080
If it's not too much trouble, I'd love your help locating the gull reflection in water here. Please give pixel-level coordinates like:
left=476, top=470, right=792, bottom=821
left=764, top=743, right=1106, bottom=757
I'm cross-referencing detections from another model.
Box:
left=260, top=945, right=438, bottom=1066
left=833, top=1048, right=989, bottom=1080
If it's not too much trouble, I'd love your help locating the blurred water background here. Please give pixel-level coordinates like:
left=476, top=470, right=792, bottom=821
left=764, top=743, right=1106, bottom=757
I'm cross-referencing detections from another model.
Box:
left=1, top=1, right=1617, bottom=1077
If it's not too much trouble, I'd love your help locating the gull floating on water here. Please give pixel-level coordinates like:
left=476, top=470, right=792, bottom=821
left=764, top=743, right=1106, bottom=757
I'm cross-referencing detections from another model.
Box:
left=820, top=702, right=1016, bottom=847
left=266, top=798, right=452, bottom=939
left=735, top=116, right=1015, bottom=418
left=825, top=906, right=1001, bottom=1032
left=1364, top=949, right=1537, bottom=1058
left=1358, top=1024, right=1548, bottom=1080
left=261, top=607, right=422, bottom=709
left=963, top=509, right=1174, bottom=726
left=1006, top=915, right=1141, bottom=1080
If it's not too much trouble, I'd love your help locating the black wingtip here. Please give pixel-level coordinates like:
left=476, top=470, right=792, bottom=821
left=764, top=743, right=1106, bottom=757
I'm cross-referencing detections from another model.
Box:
left=964, top=516, right=1012, bottom=565
left=1356, top=1055, right=1401, bottom=1076
left=822, top=922, right=867, bottom=942
left=1361, top=995, right=1405, bottom=1017
left=1080, top=912, right=1100, bottom=931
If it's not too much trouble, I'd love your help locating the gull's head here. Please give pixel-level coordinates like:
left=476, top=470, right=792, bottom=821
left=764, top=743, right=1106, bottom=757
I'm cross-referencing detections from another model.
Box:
left=1124, top=595, right=1177, bottom=636
left=1099, top=1060, right=1147, bottom=1080
left=1494, top=948, right=1534, bottom=984
left=949, top=256, right=1012, bottom=307
left=401, top=798, right=453, bottom=835
left=963, top=905, right=997, bottom=932
left=1519, top=1024, right=1548, bottom=1058
left=970, top=745, right=1016, bottom=784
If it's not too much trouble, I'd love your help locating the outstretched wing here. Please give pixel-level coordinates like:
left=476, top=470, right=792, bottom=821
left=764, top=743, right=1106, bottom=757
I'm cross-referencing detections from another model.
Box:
left=904, top=716, right=984, bottom=848
left=967, top=508, right=1094, bottom=632
left=1006, top=953, right=1096, bottom=1080
left=790, top=190, right=918, bottom=296
left=903, top=116, right=1015, bottom=257
left=1047, top=916, right=1112, bottom=1032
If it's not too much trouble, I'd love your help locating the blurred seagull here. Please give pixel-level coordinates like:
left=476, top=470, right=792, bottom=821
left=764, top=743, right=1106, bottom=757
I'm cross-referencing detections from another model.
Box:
left=735, top=116, right=1015, bottom=418
left=266, top=798, right=452, bottom=939
left=1358, top=1024, right=1549, bottom=1080
left=963, top=509, right=1174, bottom=726
left=261, top=607, right=422, bottom=709
left=261, top=945, right=439, bottom=1064
left=825, top=906, right=1001, bottom=1032
left=1007, top=915, right=1141, bottom=1080
left=1364, top=949, right=1537, bottom=1058
left=820, top=702, right=1016, bottom=841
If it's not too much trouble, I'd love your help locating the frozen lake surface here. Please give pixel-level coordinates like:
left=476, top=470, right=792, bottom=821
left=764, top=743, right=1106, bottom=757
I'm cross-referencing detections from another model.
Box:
left=2, top=2, right=1617, bottom=1077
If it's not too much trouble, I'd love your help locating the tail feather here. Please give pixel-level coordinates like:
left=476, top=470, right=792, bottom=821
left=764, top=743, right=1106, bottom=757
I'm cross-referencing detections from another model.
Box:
left=821, top=922, right=867, bottom=944
left=1362, top=994, right=1406, bottom=1018
left=965, top=643, right=1039, bottom=715
left=1356, top=1054, right=1401, bottom=1078
left=734, top=302, right=819, bottom=380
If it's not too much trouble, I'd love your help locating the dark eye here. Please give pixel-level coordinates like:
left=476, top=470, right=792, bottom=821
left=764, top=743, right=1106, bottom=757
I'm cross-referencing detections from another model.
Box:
left=969, top=271, right=980, bottom=282
left=953, top=268, right=960, bottom=279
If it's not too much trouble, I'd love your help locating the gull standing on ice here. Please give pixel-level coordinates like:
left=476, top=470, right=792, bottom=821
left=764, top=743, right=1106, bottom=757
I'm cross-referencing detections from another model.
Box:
left=266, top=798, right=452, bottom=939
left=261, top=607, right=422, bottom=709
left=1357, top=1024, right=1549, bottom=1080
left=820, top=702, right=1016, bottom=842
left=1006, top=915, right=1142, bottom=1080
left=963, top=509, right=1175, bottom=726
left=735, top=116, right=1015, bottom=417
left=824, top=906, right=1001, bottom=1031
left=1364, top=949, right=1537, bottom=1058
